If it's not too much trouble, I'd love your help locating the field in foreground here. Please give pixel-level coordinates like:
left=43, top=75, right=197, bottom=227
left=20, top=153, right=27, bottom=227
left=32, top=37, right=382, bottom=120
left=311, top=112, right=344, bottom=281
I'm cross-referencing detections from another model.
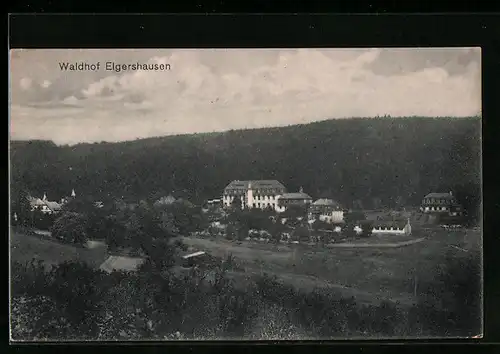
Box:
left=10, top=227, right=482, bottom=340
left=10, top=232, right=108, bottom=270
left=9, top=227, right=481, bottom=307
left=182, top=229, right=481, bottom=306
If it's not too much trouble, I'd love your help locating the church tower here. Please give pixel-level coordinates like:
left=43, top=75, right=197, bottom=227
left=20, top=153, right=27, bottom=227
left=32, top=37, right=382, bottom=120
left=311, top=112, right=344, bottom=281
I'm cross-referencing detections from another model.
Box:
left=404, top=217, right=412, bottom=236
left=246, top=182, right=253, bottom=209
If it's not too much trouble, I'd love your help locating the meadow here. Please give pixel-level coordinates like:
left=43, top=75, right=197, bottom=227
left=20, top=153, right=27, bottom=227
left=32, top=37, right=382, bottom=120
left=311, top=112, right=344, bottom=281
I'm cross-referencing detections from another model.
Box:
left=9, top=226, right=482, bottom=340
left=10, top=231, right=108, bottom=271
left=181, top=228, right=480, bottom=306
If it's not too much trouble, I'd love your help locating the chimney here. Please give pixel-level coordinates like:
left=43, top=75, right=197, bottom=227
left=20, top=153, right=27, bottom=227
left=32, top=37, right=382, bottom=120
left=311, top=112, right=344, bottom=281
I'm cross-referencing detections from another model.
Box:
left=42, top=193, right=47, bottom=201
left=449, top=191, right=453, bottom=196
left=299, top=186, right=304, bottom=193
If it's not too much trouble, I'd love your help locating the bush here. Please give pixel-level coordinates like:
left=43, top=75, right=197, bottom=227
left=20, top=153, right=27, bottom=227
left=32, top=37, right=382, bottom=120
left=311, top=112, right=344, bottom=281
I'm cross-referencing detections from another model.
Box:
left=50, top=212, right=88, bottom=245
left=14, top=259, right=464, bottom=340
left=414, top=249, right=482, bottom=337
left=360, top=221, right=373, bottom=238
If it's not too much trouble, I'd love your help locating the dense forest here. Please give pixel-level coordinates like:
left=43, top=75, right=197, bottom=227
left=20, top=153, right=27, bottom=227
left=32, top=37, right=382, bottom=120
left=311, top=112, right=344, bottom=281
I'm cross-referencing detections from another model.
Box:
left=10, top=116, right=482, bottom=210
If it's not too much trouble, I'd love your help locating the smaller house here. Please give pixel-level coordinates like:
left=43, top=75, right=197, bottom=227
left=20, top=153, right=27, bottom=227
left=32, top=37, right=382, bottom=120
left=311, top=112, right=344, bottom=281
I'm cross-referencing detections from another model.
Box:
left=99, top=255, right=145, bottom=273
left=421, top=192, right=463, bottom=216
left=309, top=199, right=343, bottom=222
left=318, top=211, right=345, bottom=224
left=276, top=187, right=313, bottom=213
left=28, top=189, right=77, bottom=215
left=28, top=195, right=63, bottom=215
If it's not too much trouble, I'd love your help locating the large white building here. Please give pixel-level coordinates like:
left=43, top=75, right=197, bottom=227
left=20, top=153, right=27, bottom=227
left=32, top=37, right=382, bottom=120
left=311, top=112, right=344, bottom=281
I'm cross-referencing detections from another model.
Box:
left=222, top=180, right=287, bottom=211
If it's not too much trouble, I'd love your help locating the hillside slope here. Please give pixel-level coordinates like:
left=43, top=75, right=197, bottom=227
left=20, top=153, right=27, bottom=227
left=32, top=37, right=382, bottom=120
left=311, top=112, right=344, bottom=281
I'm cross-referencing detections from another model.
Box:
left=9, top=117, right=482, bottom=208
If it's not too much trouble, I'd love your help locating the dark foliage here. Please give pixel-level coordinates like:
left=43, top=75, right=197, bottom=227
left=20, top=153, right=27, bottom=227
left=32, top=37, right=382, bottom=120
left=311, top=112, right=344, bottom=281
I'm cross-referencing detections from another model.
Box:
left=10, top=188, right=32, bottom=226
left=31, top=210, right=56, bottom=230
left=344, top=211, right=367, bottom=224
left=10, top=117, right=481, bottom=210
left=282, top=204, right=308, bottom=219
left=50, top=212, right=88, bottom=245
left=413, top=249, right=482, bottom=337
left=11, top=249, right=481, bottom=341
left=360, top=221, right=374, bottom=238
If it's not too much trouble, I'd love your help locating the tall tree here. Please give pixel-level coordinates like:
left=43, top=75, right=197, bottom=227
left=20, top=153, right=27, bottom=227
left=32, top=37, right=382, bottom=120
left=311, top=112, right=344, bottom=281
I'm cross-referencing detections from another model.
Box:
left=51, top=212, right=88, bottom=245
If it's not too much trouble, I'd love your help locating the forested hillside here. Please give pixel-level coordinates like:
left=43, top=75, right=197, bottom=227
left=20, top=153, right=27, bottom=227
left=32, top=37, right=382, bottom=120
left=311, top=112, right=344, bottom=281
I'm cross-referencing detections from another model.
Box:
left=10, top=117, right=481, bottom=209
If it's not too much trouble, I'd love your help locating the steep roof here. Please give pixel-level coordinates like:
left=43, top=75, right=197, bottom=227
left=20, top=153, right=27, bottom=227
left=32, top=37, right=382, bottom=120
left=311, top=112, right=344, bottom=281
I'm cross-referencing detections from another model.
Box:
left=28, top=196, right=62, bottom=211
left=28, top=197, right=45, bottom=206
left=99, top=256, right=145, bottom=273
left=279, top=192, right=312, bottom=200
left=44, top=201, right=62, bottom=211
left=424, top=192, right=454, bottom=199
left=224, top=180, right=286, bottom=190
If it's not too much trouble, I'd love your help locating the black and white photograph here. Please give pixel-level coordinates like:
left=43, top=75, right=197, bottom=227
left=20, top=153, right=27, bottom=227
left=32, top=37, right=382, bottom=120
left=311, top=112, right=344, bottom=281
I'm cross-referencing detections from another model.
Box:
left=9, top=48, right=482, bottom=341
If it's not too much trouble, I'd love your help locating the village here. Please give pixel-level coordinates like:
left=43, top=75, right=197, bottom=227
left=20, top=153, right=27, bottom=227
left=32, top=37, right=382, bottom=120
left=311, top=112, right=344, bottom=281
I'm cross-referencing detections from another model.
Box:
left=9, top=45, right=484, bottom=340
left=11, top=178, right=471, bottom=277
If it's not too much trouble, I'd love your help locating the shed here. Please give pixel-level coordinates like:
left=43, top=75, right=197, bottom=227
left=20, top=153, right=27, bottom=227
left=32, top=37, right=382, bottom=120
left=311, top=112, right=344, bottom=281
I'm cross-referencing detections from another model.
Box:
left=180, top=251, right=216, bottom=268
left=99, top=255, right=145, bottom=273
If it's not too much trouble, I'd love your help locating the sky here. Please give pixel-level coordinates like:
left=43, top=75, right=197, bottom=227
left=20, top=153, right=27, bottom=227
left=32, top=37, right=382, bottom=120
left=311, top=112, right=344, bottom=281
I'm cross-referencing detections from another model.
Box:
left=9, top=48, right=481, bottom=145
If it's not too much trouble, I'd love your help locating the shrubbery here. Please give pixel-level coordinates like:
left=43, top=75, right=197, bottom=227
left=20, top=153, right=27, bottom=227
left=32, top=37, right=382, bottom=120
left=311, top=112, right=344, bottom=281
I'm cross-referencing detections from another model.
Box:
left=10, top=249, right=482, bottom=340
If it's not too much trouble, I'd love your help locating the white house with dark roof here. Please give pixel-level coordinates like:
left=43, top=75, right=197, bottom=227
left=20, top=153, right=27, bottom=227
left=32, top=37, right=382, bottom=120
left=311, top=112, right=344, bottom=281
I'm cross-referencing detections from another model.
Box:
left=28, top=194, right=62, bottom=214
left=28, top=189, right=76, bottom=215
left=309, top=198, right=344, bottom=223
left=371, top=218, right=412, bottom=236
left=421, top=192, right=463, bottom=216
left=222, top=180, right=287, bottom=211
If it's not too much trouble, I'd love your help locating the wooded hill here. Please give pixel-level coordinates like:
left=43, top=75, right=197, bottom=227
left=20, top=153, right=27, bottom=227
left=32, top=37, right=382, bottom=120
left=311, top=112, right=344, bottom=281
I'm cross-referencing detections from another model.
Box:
left=10, top=117, right=482, bottom=209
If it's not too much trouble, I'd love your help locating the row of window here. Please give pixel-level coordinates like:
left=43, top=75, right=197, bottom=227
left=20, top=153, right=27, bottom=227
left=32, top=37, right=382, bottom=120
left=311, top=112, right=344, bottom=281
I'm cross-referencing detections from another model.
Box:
left=373, top=227, right=404, bottom=231
left=424, top=206, right=449, bottom=211
left=225, top=188, right=285, bottom=195
left=253, top=203, right=276, bottom=209
left=254, top=195, right=276, bottom=200
left=423, top=198, right=455, bottom=205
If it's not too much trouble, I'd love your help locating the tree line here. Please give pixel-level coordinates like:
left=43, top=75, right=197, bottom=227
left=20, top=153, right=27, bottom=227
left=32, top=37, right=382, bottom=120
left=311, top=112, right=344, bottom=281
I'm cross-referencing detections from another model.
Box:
left=10, top=116, right=482, bottom=224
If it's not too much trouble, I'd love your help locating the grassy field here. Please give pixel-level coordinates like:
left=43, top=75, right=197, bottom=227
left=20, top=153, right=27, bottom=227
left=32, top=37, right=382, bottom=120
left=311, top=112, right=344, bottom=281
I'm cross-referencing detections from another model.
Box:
left=10, top=231, right=108, bottom=271
left=182, top=228, right=481, bottom=306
